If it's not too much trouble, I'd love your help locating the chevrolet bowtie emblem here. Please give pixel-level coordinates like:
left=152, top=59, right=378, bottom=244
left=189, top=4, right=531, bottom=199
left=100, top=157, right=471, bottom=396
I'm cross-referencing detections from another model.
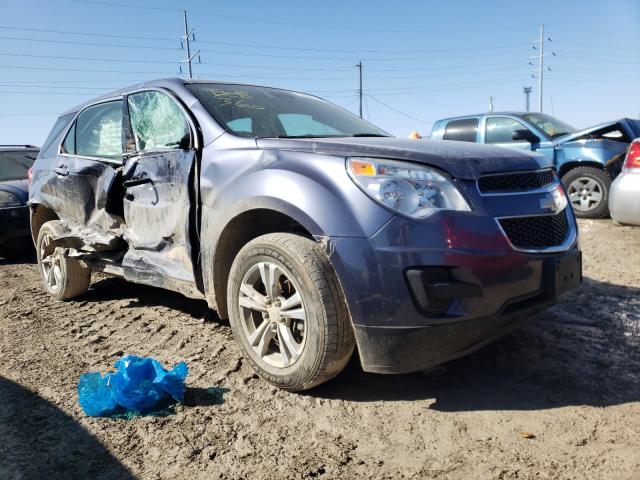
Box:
left=540, top=188, right=566, bottom=213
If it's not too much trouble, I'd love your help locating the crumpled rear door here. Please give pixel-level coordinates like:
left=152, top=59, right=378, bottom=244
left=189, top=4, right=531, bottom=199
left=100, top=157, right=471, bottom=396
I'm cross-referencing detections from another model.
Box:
left=35, top=100, right=125, bottom=249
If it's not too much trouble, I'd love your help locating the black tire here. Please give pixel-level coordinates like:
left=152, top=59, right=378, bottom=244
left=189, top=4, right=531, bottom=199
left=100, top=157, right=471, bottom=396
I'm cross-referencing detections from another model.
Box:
left=36, top=220, right=91, bottom=300
left=227, top=233, right=355, bottom=391
left=561, top=166, right=612, bottom=219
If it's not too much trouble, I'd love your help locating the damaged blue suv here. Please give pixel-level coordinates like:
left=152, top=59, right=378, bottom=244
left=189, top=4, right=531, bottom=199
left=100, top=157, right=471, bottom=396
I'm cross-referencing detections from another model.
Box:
left=29, top=78, right=581, bottom=390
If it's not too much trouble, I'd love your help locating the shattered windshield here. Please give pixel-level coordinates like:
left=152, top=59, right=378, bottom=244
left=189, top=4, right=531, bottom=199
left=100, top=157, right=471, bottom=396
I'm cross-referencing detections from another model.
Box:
left=0, top=151, right=36, bottom=181
left=521, top=113, right=576, bottom=139
left=187, top=83, right=389, bottom=139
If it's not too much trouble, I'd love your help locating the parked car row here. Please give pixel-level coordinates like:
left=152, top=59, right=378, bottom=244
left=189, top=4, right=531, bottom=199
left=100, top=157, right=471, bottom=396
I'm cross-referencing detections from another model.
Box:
left=430, top=112, right=640, bottom=219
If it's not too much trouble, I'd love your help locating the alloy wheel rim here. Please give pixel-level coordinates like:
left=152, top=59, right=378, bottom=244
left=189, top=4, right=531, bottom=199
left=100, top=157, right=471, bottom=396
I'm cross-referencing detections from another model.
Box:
left=567, top=177, right=603, bottom=211
left=238, top=261, right=307, bottom=368
left=40, top=234, right=62, bottom=294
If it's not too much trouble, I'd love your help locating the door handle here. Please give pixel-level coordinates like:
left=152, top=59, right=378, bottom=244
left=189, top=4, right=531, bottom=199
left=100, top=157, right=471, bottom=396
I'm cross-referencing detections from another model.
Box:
left=123, top=176, right=153, bottom=188
left=52, top=165, right=69, bottom=176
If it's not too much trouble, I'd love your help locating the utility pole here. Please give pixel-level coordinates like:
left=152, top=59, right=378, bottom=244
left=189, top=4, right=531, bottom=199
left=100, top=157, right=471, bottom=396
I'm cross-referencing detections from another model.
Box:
left=529, top=24, right=555, bottom=113
left=489, top=96, right=494, bottom=112
left=180, top=10, right=200, bottom=79
left=523, top=86, right=532, bottom=112
left=356, top=61, right=363, bottom=118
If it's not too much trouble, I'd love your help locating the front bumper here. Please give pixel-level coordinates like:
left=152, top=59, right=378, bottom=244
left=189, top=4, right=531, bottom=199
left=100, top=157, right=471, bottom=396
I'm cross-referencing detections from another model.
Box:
left=0, top=205, right=32, bottom=249
left=329, top=208, right=581, bottom=374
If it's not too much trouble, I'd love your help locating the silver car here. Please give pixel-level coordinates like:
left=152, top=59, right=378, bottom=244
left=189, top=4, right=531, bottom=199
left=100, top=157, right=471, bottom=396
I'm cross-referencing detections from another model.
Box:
left=610, top=139, right=640, bottom=226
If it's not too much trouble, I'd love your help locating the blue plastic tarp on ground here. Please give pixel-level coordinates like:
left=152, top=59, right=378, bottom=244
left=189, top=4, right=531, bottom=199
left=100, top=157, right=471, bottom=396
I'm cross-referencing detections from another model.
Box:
left=78, top=355, right=188, bottom=417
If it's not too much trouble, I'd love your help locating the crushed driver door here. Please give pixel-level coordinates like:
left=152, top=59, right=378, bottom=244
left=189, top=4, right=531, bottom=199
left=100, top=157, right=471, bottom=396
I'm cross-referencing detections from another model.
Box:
left=120, top=89, right=200, bottom=298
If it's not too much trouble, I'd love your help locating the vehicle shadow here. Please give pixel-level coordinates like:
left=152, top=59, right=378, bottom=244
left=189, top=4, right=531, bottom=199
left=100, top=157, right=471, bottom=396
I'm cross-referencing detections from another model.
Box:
left=83, top=276, right=220, bottom=323
left=310, top=277, right=640, bottom=411
left=0, top=250, right=36, bottom=265
left=0, top=376, right=135, bottom=480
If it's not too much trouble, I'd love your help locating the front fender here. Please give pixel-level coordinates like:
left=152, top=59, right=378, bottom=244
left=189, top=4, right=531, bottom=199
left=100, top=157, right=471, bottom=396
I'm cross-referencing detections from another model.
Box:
left=200, top=149, right=394, bottom=239
left=556, top=140, right=628, bottom=172
left=198, top=148, right=394, bottom=310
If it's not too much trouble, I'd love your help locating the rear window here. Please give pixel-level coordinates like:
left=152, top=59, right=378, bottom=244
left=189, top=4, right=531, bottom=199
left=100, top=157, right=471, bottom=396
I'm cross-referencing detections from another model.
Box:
left=0, top=151, right=37, bottom=181
left=443, top=118, right=479, bottom=142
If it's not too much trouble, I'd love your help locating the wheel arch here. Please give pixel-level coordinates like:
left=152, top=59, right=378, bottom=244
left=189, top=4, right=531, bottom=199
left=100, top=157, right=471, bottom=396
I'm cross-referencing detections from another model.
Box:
left=558, top=160, right=605, bottom=179
left=29, top=204, right=59, bottom=245
left=203, top=205, right=319, bottom=319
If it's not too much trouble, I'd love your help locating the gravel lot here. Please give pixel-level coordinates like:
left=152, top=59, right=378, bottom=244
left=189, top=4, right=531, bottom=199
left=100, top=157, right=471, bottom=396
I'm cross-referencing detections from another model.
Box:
left=1, top=219, right=639, bottom=480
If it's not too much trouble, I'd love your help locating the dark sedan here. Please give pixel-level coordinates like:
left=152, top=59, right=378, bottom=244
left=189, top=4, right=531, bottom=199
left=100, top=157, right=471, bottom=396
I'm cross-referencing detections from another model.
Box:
left=0, top=145, right=38, bottom=257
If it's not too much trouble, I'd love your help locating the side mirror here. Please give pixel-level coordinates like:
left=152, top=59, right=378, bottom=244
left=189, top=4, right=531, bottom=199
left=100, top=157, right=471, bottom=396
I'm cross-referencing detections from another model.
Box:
left=512, top=129, right=540, bottom=144
left=178, top=133, right=192, bottom=150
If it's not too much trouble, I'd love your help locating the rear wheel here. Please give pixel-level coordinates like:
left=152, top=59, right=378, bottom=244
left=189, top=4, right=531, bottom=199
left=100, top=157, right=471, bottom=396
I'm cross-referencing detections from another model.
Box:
left=562, top=166, right=612, bottom=219
left=36, top=220, right=91, bottom=300
left=227, top=233, right=355, bottom=391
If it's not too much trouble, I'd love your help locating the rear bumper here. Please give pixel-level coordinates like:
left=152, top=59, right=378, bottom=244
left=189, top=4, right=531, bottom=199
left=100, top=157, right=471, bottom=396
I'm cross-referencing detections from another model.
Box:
left=328, top=209, right=581, bottom=374
left=0, top=205, right=31, bottom=248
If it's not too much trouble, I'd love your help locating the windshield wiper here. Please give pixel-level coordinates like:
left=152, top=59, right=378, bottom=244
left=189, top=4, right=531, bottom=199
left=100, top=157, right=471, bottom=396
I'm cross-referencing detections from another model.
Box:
left=348, top=133, right=390, bottom=137
left=260, top=133, right=389, bottom=139
left=261, top=134, right=348, bottom=139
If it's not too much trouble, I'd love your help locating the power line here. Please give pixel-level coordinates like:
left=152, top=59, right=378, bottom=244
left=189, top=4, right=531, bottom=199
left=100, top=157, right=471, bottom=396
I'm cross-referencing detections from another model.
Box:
left=71, top=0, right=525, bottom=34
left=0, top=52, right=177, bottom=64
left=0, top=35, right=179, bottom=50
left=0, top=64, right=173, bottom=75
left=0, top=25, right=533, bottom=55
left=0, top=25, right=176, bottom=42
left=366, top=95, right=433, bottom=124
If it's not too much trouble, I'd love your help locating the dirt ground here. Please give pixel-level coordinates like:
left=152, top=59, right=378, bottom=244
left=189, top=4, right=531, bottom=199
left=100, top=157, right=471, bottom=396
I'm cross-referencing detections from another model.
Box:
left=1, top=219, right=639, bottom=480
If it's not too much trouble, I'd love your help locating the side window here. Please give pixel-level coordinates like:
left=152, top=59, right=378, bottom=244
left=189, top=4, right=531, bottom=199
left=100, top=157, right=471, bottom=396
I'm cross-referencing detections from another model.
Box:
left=127, top=91, right=190, bottom=153
left=74, top=101, right=123, bottom=158
left=41, top=113, right=75, bottom=158
left=278, top=113, right=342, bottom=137
left=61, top=122, right=75, bottom=154
left=443, top=118, right=478, bottom=142
left=485, top=117, right=528, bottom=144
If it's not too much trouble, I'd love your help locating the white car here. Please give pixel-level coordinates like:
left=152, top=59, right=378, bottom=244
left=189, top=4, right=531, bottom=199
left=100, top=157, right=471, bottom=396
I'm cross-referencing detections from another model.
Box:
left=610, top=139, right=640, bottom=226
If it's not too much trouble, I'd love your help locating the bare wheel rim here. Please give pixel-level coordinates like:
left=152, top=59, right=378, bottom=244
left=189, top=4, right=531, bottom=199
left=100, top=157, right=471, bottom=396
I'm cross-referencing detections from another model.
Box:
left=567, top=177, right=603, bottom=211
left=238, top=261, right=307, bottom=369
left=40, top=234, right=62, bottom=294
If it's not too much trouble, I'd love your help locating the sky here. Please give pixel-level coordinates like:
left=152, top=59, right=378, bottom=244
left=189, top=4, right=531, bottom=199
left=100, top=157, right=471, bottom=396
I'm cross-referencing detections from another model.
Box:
left=0, top=0, right=639, bottom=145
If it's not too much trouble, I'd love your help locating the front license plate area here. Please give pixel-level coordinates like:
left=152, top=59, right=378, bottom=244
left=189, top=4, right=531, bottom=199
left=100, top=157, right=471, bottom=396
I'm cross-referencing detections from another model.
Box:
left=553, top=250, right=582, bottom=297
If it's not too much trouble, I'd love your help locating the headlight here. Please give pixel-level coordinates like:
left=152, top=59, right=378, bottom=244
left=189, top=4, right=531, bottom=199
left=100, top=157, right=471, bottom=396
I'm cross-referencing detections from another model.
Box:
left=0, top=191, right=21, bottom=208
left=346, top=157, right=471, bottom=218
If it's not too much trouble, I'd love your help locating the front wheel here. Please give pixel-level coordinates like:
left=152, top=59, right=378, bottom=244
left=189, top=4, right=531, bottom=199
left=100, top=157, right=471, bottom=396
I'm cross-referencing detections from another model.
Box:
left=227, top=233, right=355, bottom=391
left=36, top=220, right=91, bottom=300
left=561, top=166, right=612, bottom=219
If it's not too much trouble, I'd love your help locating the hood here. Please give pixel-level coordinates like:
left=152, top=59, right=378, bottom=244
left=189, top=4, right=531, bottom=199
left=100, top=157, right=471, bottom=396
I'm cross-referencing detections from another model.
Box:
left=255, top=137, right=551, bottom=180
left=554, top=118, right=640, bottom=145
left=0, top=179, right=29, bottom=203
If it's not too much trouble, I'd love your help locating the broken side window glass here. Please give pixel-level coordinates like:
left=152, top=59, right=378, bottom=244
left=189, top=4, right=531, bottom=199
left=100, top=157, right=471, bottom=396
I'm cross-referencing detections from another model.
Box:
left=127, top=91, right=190, bottom=153
left=75, top=101, right=123, bottom=159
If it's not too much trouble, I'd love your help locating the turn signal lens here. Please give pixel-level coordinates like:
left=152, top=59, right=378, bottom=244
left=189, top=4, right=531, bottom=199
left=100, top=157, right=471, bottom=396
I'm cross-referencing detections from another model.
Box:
left=623, top=140, right=640, bottom=170
left=349, top=160, right=376, bottom=176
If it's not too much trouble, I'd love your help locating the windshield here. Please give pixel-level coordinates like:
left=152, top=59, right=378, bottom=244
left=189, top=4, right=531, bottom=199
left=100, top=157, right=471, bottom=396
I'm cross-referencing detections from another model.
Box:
left=187, top=83, right=389, bottom=139
left=0, top=151, right=36, bottom=181
left=521, top=113, right=576, bottom=139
